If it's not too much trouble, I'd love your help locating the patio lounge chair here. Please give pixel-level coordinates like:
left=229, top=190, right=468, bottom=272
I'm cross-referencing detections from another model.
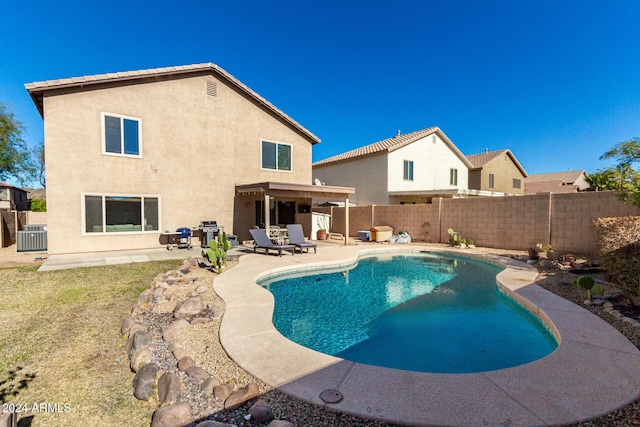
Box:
left=249, top=229, right=296, bottom=257
left=286, top=224, right=317, bottom=254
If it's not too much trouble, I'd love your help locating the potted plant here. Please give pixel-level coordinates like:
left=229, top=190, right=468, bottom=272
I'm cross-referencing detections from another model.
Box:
left=316, top=215, right=330, bottom=240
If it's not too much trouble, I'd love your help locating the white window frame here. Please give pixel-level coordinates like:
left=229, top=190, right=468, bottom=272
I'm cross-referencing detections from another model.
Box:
left=450, top=168, right=458, bottom=186
left=489, top=173, right=495, bottom=189
left=403, top=160, right=414, bottom=181
left=513, top=178, right=522, bottom=189
left=81, top=192, right=161, bottom=235
left=260, top=139, right=293, bottom=172
left=102, top=112, right=142, bottom=158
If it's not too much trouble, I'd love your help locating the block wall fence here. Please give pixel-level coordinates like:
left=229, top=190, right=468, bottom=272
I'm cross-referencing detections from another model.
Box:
left=316, top=191, right=639, bottom=256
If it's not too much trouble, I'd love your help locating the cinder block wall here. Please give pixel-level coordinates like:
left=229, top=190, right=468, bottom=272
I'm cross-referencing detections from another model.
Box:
left=373, top=204, right=440, bottom=242
left=550, top=192, right=639, bottom=255
left=348, top=206, right=374, bottom=233
left=326, top=191, right=639, bottom=255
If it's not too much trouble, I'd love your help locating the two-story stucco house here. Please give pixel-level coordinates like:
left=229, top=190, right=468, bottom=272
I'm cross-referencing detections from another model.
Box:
left=466, top=149, right=528, bottom=195
left=312, top=127, right=474, bottom=205
left=25, top=63, right=353, bottom=255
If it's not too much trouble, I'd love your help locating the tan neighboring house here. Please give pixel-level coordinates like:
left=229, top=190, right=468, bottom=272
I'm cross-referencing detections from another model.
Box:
left=312, top=127, right=475, bottom=205
left=524, top=170, right=589, bottom=195
left=0, top=182, right=28, bottom=211
left=25, top=63, right=353, bottom=255
left=466, top=149, right=528, bottom=195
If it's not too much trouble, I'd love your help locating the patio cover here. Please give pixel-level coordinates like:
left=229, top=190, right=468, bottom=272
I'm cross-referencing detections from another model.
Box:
left=236, top=181, right=355, bottom=245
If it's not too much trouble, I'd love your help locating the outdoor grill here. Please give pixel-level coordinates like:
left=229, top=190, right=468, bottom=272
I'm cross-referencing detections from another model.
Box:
left=200, top=220, right=219, bottom=248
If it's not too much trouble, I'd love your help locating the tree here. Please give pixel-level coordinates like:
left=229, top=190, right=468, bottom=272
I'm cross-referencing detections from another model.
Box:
left=586, top=167, right=640, bottom=192
left=0, top=103, right=35, bottom=185
left=595, top=138, right=640, bottom=208
left=33, top=140, right=45, bottom=188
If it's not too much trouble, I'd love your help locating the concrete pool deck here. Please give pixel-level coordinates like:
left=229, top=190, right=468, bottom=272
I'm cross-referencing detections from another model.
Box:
left=214, top=244, right=640, bottom=427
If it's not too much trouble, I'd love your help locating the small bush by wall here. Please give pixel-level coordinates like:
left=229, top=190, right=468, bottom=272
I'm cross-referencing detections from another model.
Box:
left=29, top=198, right=47, bottom=212
left=593, top=216, right=640, bottom=294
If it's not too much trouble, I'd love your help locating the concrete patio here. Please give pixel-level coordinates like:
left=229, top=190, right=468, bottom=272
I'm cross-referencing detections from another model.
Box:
left=213, top=244, right=640, bottom=427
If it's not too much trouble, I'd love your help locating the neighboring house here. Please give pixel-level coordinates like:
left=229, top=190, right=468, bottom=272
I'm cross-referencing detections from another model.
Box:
left=466, top=149, right=528, bottom=195
left=524, top=170, right=589, bottom=195
left=0, top=182, right=28, bottom=211
left=312, top=127, right=474, bottom=205
left=25, top=63, right=353, bottom=255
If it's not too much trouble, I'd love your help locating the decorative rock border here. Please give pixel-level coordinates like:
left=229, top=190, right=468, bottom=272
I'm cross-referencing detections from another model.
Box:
left=121, top=258, right=295, bottom=427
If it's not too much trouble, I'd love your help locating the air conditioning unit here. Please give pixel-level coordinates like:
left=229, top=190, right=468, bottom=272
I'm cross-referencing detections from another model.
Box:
left=23, top=224, right=47, bottom=232
left=17, top=230, right=47, bottom=252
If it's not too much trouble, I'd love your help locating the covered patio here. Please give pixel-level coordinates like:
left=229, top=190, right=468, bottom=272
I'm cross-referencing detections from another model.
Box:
left=234, top=182, right=355, bottom=244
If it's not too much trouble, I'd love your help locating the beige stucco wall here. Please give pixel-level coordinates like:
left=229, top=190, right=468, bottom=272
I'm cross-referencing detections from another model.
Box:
left=27, top=211, right=47, bottom=225
left=313, top=154, right=388, bottom=205
left=469, top=152, right=525, bottom=194
left=42, top=73, right=314, bottom=254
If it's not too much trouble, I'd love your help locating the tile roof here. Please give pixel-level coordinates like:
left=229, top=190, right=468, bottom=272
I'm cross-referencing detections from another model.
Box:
left=313, top=127, right=473, bottom=168
left=525, top=170, right=586, bottom=184
left=466, top=149, right=528, bottom=177
left=524, top=180, right=579, bottom=195
left=466, top=149, right=508, bottom=167
left=0, top=181, right=22, bottom=189
left=25, top=63, right=320, bottom=144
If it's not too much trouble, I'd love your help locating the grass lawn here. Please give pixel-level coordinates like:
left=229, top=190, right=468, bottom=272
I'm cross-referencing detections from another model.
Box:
left=0, top=260, right=183, bottom=427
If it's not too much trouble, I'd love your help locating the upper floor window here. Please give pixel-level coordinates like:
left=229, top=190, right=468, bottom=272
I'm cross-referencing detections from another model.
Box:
left=403, top=160, right=414, bottom=181
left=103, top=113, right=141, bottom=156
left=513, top=178, right=522, bottom=189
left=489, top=173, right=495, bottom=189
left=261, top=140, right=291, bottom=171
left=450, top=168, right=458, bottom=186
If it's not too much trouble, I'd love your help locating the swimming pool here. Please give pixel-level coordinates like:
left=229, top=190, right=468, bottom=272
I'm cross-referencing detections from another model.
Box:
left=260, top=252, right=558, bottom=373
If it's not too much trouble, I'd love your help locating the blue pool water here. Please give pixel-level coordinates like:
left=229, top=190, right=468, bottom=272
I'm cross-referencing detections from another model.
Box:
left=259, top=252, right=558, bottom=373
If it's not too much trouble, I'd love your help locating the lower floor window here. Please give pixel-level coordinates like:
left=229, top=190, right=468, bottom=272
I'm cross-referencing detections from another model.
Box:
left=85, top=194, right=159, bottom=233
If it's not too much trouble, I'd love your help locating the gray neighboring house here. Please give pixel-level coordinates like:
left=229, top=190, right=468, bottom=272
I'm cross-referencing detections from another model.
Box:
left=0, top=182, right=28, bottom=211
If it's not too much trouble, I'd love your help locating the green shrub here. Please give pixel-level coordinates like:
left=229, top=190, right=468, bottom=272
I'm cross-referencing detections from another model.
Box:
left=29, top=198, right=46, bottom=212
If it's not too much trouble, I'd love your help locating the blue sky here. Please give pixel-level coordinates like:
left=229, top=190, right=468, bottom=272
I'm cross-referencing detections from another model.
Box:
left=2, top=0, right=639, bottom=187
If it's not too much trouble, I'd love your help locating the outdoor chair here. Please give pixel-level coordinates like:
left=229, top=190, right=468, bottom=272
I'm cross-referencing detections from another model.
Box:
left=249, top=229, right=296, bottom=257
left=286, top=224, right=317, bottom=254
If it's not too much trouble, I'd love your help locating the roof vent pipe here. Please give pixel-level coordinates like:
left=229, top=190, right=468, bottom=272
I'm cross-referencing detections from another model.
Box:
left=485, top=148, right=488, bottom=153
left=397, top=130, right=401, bottom=137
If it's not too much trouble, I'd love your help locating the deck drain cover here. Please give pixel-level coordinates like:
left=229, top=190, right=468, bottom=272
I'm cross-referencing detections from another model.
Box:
left=320, top=389, right=343, bottom=403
